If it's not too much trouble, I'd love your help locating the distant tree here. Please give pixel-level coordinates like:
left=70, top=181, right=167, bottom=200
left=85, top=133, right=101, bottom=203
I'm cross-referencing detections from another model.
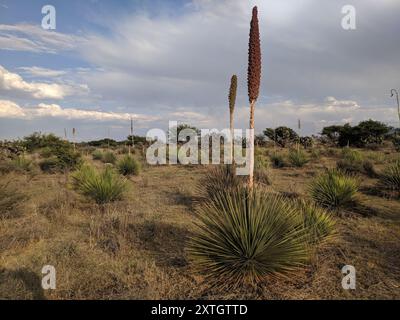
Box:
left=321, top=125, right=343, bottom=144
left=168, top=124, right=200, bottom=143
left=87, top=138, right=118, bottom=147
left=126, top=135, right=148, bottom=146
left=264, top=126, right=299, bottom=147
left=321, top=120, right=390, bottom=147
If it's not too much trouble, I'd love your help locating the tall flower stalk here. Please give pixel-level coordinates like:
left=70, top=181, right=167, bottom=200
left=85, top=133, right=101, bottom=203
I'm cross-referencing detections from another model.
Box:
left=391, top=89, right=400, bottom=126
left=228, top=75, right=238, bottom=163
left=247, top=6, right=261, bottom=188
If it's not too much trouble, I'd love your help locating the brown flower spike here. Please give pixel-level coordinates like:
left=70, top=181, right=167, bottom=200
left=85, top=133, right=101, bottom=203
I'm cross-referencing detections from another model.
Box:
left=247, top=6, right=261, bottom=103
left=228, top=75, right=238, bottom=114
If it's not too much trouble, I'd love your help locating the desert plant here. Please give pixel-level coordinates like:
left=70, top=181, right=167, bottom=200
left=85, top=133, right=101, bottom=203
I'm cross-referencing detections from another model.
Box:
left=362, top=160, right=377, bottom=178
left=288, top=149, right=309, bottom=167
left=264, top=127, right=299, bottom=148
left=188, top=186, right=309, bottom=287
left=247, top=6, right=261, bottom=188
left=117, top=155, right=141, bottom=176
left=296, top=200, right=336, bottom=245
left=92, top=150, right=103, bottom=161
left=71, top=165, right=128, bottom=204
left=254, top=155, right=272, bottom=185
left=309, top=169, right=359, bottom=209
left=270, top=152, right=286, bottom=168
left=200, top=165, right=244, bottom=198
left=379, top=160, right=400, bottom=193
left=101, top=151, right=116, bottom=164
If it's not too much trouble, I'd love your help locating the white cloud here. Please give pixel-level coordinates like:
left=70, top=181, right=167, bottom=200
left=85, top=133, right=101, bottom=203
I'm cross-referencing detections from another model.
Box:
left=0, top=65, right=88, bottom=99
left=0, top=24, right=85, bottom=53
left=18, top=66, right=67, bottom=78
left=0, top=99, right=158, bottom=122
left=0, top=100, right=26, bottom=118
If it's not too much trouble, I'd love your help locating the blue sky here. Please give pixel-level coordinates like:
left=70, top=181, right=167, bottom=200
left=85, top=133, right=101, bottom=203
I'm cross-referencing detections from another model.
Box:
left=1, top=0, right=399, bottom=141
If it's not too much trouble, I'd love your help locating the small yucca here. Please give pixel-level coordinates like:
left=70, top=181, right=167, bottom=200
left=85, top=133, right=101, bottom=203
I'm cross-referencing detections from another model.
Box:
left=101, top=151, right=116, bottom=164
left=379, top=160, right=400, bottom=193
left=71, top=165, right=128, bottom=204
left=200, top=165, right=244, bottom=198
left=296, top=200, right=336, bottom=245
left=309, top=169, right=359, bottom=209
left=117, top=155, right=141, bottom=176
left=92, top=150, right=103, bottom=161
left=288, top=149, right=309, bottom=167
left=188, top=186, right=310, bottom=288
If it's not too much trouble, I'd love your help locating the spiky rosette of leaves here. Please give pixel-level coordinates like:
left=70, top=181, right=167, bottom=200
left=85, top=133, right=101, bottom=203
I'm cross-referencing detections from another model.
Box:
left=188, top=185, right=310, bottom=288
left=247, top=6, right=261, bottom=103
left=228, top=75, right=238, bottom=114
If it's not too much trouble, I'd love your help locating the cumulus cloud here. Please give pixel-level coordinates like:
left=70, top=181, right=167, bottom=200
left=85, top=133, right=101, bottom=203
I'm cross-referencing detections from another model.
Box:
left=0, top=24, right=85, bottom=53
left=0, top=99, right=158, bottom=122
left=0, top=65, right=88, bottom=99
left=0, top=100, right=26, bottom=118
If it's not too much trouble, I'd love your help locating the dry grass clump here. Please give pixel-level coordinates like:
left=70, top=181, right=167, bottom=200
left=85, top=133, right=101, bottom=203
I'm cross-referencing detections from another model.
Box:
left=0, top=175, right=27, bottom=218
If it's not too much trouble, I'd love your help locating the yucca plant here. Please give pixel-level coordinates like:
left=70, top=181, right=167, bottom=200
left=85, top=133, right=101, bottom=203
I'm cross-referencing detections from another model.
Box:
left=200, top=165, right=244, bottom=198
left=288, top=149, right=309, bottom=167
left=101, top=151, right=116, bottom=164
left=92, top=150, right=103, bottom=161
left=309, top=169, right=359, bottom=209
left=379, top=160, right=400, bottom=194
left=71, top=165, right=128, bottom=204
left=295, top=200, right=336, bottom=245
left=270, top=152, right=286, bottom=168
left=188, top=186, right=310, bottom=288
left=117, top=155, right=141, bottom=176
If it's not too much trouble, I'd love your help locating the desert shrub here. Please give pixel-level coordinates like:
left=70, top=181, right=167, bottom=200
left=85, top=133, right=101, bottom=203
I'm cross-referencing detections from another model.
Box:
left=71, top=165, right=128, bottom=204
left=296, top=200, right=336, bottom=245
left=362, top=160, right=377, bottom=178
left=309, top=169, right=359, bottom=209
left=337, top=148, right=363, bottom=174
left=270, top=152, right=286, bottom=168
left=379, top=161, right=400, bottom=193
left=92, top=150, right=103, bottom=161
left=288, top=149, right=309, bottom=167
left=300, top=136, right=314, bottom=149
left=201, top=165, right=243, bottom=198
left=188, top=186, right=310, bottom=287
left=0, top=155, right=36, bottom=174
left=264, top=126, right=299, bottom=147
left=254, top=155, right=272, bottom=185
left=101, top=151, right=116, bottom=164
left=0, top=177, right=26, bottom=218
left=310, top=149, right=321, bottom=160
left=392, top=136, right=400, bottom=152
left=117, top=155, right=141, bottom=176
